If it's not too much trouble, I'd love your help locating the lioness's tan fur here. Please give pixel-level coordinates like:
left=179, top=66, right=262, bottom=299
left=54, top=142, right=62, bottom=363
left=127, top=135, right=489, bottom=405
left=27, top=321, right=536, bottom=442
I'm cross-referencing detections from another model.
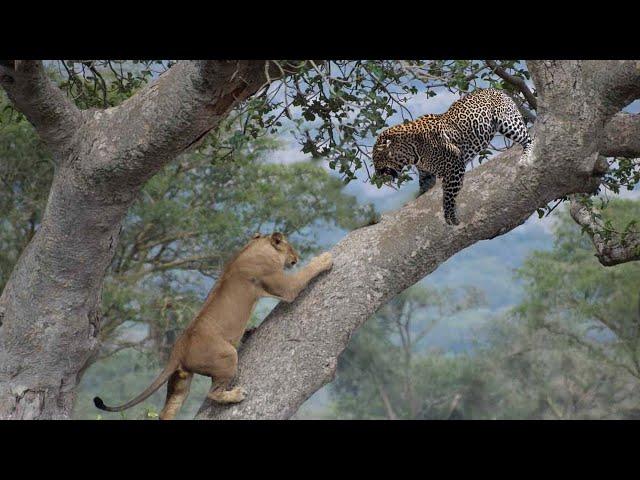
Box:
left=94, top=232, right=333, bottom=419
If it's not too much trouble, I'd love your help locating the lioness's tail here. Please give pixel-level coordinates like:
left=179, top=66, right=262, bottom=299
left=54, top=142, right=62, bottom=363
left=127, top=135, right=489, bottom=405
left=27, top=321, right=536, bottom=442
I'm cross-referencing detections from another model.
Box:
left=93, top=360, right=179, bottom=413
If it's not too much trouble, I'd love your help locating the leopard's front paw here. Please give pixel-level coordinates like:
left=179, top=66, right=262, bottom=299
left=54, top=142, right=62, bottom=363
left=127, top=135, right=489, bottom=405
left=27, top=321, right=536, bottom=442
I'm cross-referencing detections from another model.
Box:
left=445, top=213, right=460, bottom=226
left=518, top=146, right=534, bottom=167
left=518, top=155, right=533, bottom=167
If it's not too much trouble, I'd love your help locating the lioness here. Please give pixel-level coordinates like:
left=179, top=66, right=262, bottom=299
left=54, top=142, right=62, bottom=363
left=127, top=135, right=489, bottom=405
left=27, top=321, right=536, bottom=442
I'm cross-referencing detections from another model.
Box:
left=94, top=232, right=333, bottom=420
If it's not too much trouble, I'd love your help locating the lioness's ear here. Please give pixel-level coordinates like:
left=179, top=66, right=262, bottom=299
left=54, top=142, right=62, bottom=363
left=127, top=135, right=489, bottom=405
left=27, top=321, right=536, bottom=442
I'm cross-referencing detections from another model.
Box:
left=270, top=232, right=284, bottom=246
left=252, top=232, right=262, bottom=239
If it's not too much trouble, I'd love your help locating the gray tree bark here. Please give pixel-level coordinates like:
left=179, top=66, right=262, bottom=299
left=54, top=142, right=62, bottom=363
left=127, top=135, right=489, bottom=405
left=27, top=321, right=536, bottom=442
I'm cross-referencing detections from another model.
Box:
left=196, top=60, right=640, bottom=419
left=0, top=60, right=280, bottom=419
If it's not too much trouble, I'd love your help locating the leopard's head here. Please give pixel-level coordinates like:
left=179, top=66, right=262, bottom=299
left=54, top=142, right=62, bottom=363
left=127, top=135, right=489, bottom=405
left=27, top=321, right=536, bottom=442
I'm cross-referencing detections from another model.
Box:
left=372, top=132, right=414, bottom=183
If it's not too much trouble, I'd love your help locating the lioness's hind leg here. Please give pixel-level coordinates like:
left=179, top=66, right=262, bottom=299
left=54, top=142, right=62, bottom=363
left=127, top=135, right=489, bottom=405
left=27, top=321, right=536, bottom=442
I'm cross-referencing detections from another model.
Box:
left=203, top=340, right=247, bottom=404
left=159, top=369, right=193, bottom=420
left=208, top=384, right=247, bottom=404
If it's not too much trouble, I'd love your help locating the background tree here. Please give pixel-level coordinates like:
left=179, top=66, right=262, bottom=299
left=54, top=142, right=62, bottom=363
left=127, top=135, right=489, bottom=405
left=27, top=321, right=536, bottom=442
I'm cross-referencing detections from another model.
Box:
left=328, top=285, right=484, bottom=420
left=1, top=60, right=639, bottom=419
left=513, top=200, right=640, bottom=393
left=327, top=200, right=640, bottom=420
left=476, top=201, right=640, bottom=420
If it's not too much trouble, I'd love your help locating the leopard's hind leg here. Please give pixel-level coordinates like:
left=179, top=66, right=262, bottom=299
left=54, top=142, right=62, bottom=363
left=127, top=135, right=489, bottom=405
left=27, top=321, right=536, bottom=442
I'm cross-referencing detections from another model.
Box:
left=497, top=101, right=533, bottom=164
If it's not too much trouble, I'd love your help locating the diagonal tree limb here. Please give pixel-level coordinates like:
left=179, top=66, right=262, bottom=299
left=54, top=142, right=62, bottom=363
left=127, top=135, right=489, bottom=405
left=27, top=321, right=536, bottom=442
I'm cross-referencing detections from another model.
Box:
left=197, top=141, right=607, bottom=419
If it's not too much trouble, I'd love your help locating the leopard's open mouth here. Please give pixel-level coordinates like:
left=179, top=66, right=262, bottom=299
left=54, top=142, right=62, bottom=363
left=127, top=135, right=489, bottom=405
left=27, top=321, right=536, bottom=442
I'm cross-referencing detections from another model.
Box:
left=378, top=166, right=399, bottom=179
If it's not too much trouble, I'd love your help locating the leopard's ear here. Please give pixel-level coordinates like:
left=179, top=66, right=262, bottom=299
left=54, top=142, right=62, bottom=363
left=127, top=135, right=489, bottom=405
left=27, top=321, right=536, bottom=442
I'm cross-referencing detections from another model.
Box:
left=252, top=232, right=262, bottom=239
left=375, top=138, right=391, bottom=151
left=270, top=232, right=284, bottom=246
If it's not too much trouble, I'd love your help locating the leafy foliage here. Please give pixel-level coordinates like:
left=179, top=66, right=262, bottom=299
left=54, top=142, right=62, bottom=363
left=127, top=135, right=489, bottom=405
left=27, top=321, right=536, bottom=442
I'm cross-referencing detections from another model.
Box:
left=52, top=60, right=174, bottom=109
left=7, top=60, right=636, bottom=209
left=2, top=60, right=539, bottom=185
left=244, top=60, right=535, bottom=187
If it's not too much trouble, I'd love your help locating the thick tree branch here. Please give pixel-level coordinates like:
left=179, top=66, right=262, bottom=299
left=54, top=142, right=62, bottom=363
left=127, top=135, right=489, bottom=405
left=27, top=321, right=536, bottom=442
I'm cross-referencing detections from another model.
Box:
left=82, top=60, right=291, bottom=192
left=595, top=60, right=640, bottom=116
left=600, top=113, right=640, bottom=158
left=197, top=144, right=605, bottom=419
left=0, top=60, right=82, bottom=155
left=569, top=195, right=640, bottom=266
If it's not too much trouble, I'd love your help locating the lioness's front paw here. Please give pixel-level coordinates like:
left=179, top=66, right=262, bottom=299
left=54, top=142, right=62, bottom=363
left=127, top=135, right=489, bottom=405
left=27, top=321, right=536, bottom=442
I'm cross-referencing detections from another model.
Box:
left=316, top=252, right=333, bottom=271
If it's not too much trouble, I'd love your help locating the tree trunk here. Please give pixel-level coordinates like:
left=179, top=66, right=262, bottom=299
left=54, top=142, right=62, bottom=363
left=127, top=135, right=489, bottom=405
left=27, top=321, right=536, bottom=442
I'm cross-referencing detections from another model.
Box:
left=0, top=168, right=131, bottom=418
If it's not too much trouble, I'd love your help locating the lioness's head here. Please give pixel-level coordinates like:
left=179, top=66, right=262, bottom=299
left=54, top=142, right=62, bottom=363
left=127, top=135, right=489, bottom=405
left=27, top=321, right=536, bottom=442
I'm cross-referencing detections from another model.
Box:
left=253, top=231, right=299, bottom=268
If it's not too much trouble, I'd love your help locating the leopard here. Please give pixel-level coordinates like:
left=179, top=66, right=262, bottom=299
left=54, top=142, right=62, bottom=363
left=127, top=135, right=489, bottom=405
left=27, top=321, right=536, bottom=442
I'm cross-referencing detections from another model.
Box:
left=372, top=88, right=533, bottom=225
